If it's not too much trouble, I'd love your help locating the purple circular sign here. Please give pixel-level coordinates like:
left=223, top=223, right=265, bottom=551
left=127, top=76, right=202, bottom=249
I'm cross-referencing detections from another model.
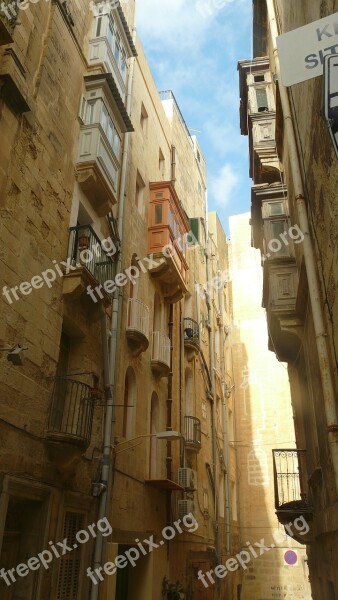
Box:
left=284, top=550, right=297, bottom=565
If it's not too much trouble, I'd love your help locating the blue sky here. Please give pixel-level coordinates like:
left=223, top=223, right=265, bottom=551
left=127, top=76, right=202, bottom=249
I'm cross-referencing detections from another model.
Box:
left=137, top=0, right=253, bottom=237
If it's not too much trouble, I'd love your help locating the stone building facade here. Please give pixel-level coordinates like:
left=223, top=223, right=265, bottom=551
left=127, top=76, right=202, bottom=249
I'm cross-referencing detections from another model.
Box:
left=230, top=213, right=311, bottom=600
left=0, top=1, right=238, bottom=599
left=238, top=1, right=338, bottom=598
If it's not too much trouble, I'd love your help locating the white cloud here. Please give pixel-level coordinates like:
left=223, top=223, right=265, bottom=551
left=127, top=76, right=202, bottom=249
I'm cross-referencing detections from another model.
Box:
left=209, top=163, right=239, bottom=208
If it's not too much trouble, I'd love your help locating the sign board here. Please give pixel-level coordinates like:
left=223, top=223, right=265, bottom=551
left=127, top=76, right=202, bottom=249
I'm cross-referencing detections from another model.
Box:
left=284, top=550, right=298, bottom=566
left=277, top=12, right=338, bottom=86
left=323, top=53, right=338, bottom=158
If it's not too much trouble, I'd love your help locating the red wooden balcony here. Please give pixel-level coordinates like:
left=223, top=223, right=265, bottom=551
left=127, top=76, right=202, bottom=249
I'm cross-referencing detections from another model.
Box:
left=148, top=182, right=190, bottom=303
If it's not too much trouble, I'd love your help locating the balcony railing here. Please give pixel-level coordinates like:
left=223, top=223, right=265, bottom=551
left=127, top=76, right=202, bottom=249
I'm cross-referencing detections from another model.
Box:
left=183, top=318, right=200, bottom=350
left=67, top=224, right=114, bottom=289
left=272, top=449, right=310, bottom=510
left=184, top=416, right=201, bottom=451
left=48, top=377, right=95, bottom=448
left=151, top=331, right=171, bottom=376
left=126, top=298, right=149, bottom=354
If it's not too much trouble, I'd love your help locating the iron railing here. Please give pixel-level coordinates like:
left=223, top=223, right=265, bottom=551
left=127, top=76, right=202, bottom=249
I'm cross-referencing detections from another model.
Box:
left=67, top=225, right=114, bottom=289
left=272, top=449, right=308, bottom=510
left=48, top=377, right=95, bottom=447
left=184, top=416, right=201, bottom=448
left=127, top=298, right=149, bottom=340
left=151, top=331, right=171, bottom=368
left=183, top=318, right=200, bottom=345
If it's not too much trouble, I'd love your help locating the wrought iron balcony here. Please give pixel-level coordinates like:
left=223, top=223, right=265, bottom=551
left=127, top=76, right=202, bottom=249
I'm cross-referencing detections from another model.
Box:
left=184, top=416, right=201, bottom=452
left=183, top=318, right=200, bottom=353
left=47, top=377, right=95, bottom=449
left=62, top=225, right=114, bottom=303
left=272, top=449, right=313, bottom=536
left=151, top=331, right=171, bottom=377
left=126, top=298, right=149, bottom=355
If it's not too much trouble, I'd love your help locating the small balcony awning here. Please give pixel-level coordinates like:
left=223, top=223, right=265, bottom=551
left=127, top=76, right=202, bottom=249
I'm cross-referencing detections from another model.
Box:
left=145, top=479, right=184, bottom=491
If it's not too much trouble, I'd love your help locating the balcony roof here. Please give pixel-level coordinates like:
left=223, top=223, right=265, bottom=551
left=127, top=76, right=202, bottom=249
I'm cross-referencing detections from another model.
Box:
left=84, top=73, right=134, bottom=132
left=115, top=2, right=137, bottom=57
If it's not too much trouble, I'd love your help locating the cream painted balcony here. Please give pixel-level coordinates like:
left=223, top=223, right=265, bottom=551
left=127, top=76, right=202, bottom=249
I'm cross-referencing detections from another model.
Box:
left=126, top=298, right=149, bottom=356
left=89, top=37, right=127, bottom=101
left=76, top=123, right=119, bottom=216
left=151, top=331, right=171, bottom=377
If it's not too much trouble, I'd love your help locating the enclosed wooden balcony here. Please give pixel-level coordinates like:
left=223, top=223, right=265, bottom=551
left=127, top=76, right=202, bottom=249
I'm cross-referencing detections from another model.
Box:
left=151, top=331, right=171, bottom=377
left=272, top=449, right=313, bottom=543
left=62, top=225, right=114, bottom=305
left=148, top=182, right=190, bottom=303
left=126, top=298, right=149, bottom=356
left=184, top=416, right=201, bottom=452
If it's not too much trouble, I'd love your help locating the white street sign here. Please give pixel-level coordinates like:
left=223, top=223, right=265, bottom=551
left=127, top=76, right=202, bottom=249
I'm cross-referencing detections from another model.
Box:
left=277, top=12, right=338, bottom=86
left=323, top=54, right=338, bottom=158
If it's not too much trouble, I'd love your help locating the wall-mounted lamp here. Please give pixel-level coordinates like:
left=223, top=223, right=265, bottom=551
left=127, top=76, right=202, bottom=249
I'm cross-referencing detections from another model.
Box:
left=0, top=345, right=28, bottom=366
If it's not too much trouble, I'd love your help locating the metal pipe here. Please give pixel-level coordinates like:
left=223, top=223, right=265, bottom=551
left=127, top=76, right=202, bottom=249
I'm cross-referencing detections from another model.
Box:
left=217, top=259, right=232, bottom=555
left=266, top=0, right=338, bottom=495
left=204, top=194, right=220, bottom=562
left=89, top=24, right=137, bottom=600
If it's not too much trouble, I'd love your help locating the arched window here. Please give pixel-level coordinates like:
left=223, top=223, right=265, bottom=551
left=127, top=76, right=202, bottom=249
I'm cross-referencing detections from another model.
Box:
left=149, top=392, right=159, bottom=478
left=122, top=368, right=136, bottom=439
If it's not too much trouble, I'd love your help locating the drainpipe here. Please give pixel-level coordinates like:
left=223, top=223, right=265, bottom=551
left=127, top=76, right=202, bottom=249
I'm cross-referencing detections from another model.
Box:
left=266, top=0, right=338, bottom=495
left=217, top=259, right=232, bottom=555
left=204, top=195, right=220, bottom=563
left=90, top=27, right=137, bottom=600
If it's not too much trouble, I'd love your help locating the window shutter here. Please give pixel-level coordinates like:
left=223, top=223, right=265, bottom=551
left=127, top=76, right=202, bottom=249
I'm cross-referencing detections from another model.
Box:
left=57, top=512, right=84, bottom=600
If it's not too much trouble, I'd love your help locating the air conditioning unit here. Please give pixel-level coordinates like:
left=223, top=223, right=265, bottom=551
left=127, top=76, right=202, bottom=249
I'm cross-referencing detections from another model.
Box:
left=178, top=499, right=196, bottom=520
left=178, top=468, right=197, bottom=490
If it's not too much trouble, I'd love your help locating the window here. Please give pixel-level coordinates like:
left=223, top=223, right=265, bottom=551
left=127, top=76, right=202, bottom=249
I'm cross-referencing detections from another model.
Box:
left=140, top=103, right=148, bottom=134
left=256, top=87, right=269, bottom=112
left=154, top=204, right=163, bottom=225
left=159, top=148, right=165, bottom=176
left=57, top=512, right=84, bottom=599
left=270, top=201, right=284, bottom=216
left=254, top=73, right=265, bottom=82
left=135, top=171, right=145, bottom=212
left=79, top=95, right=121, bottom=159
left=189, top=217, right=200, bottom=245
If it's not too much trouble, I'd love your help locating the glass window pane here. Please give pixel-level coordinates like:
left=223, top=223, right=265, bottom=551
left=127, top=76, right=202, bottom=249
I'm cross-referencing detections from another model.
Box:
left=113, top=131, right=121, bottom=156
left=107, top=25, right=114, bottom=49
left=270, top=202, right=283, bottom=216
left=256, top=88, right=268, bottom=111
left=100, top=104, right=108, bottom=132
left=155, top=204, right=163, bottom=225
left=271, top=221, right=286, bottom=238
left=108, top=120, right=114, bottom=145
left=86, top=101, right=95, bottom=124
left=96, top=17, right=102, bottom=37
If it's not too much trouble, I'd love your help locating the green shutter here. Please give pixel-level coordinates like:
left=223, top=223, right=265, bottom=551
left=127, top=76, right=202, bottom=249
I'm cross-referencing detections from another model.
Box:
left=189, top=218, right=199, bottom=245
